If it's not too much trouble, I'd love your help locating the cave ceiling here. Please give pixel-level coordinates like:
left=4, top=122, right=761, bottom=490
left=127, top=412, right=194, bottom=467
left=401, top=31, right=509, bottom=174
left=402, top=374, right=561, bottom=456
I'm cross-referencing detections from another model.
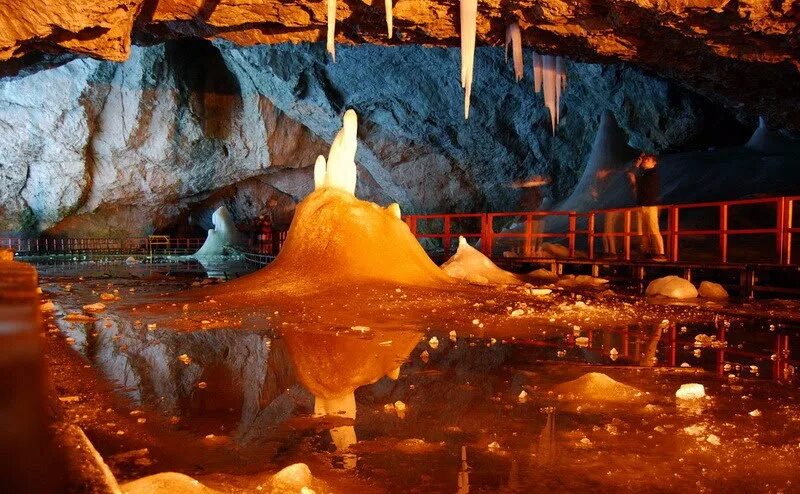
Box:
left=0, top=0, right=798, bottom=129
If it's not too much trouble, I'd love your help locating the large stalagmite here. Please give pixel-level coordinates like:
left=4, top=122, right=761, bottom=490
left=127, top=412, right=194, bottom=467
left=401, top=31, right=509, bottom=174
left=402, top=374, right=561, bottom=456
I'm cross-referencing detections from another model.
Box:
left=459, top=0, right=478, bottom=119
left=195, top=206, right=242, bottom=257
left=208, top=109, right=451, bottom=292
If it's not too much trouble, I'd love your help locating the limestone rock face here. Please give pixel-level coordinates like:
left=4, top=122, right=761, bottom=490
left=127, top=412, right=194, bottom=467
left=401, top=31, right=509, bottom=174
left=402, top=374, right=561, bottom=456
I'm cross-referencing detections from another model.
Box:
left=0, top=41, right=746, bottom=235
left=0, top=0, right=796, bottom=131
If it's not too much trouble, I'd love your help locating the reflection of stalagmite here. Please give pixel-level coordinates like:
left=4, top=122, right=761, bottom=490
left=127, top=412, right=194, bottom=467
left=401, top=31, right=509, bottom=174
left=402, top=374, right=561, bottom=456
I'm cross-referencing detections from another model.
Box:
left=282, top=329, right=420, bottom=449
left=457, top=445, right=470, bottom=493
left=639, top=322, right=666, bottom=367
left=459, top=0, right=478, bottom=119
left=537, top=407, right=556, bottom=464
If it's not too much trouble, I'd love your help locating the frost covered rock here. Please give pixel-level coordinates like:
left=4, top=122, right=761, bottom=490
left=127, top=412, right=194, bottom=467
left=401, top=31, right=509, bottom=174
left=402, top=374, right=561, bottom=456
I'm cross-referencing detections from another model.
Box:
left=195, top=206, right=242, bottom=257
left=675, top=383, right=705, bottom=400
left=645, top=276, right=698, bottom=299
left=441, top=237, right=520, bottom=285
left=698, top=281, right=729, bottom=299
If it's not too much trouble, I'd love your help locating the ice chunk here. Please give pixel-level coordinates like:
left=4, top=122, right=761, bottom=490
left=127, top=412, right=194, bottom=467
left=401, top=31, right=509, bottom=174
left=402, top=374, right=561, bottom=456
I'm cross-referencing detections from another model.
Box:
left=83, top=302, right=105, bottom=312
left=459, top=0, right=478, bottom=119
left=698, top=281, right=729, bottom=299
left=552, top=372, right=644, bottom=404
left=675, top=383, right=705, bottom=400
left=645, top=276, right=698, bottom=299
left=441, top=237, right=520, bottom=285
left=505, top=22, right=523, bottom=82
left=429, top=336, right=439, bottom=349
left=528, top=268, right=559, bottom=282
left=270, top=463, right=314, bottom=493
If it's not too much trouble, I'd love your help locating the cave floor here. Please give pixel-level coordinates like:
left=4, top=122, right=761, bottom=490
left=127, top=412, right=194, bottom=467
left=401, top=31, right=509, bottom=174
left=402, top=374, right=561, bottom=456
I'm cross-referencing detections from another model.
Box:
left=38, top=259, right=800, bottom=493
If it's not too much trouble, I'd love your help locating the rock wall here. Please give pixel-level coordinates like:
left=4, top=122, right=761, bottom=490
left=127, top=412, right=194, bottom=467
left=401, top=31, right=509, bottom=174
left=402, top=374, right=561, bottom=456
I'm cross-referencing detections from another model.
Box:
left=0, top=40, right=746, bottom=236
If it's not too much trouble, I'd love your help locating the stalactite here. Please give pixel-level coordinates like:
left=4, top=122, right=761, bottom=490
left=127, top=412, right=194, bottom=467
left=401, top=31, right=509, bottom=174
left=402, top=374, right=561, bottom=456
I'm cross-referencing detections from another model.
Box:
left=327, top=0, right=336, bottom=62
left=532, top=52, right=543, bottom=93
left=385, top=0, right=393, bottom=38
left=505, top=22, right=523, bottom=82
left=542, top=55, right=557, bottom=134
left=460, top=0, right=477, bottom=119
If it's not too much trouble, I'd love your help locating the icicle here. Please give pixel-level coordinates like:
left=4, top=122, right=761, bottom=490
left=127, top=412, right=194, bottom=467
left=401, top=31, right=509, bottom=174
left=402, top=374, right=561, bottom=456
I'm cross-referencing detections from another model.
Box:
left=459, top=0, right=478, bottom=119
left=505, top=23, right=523, bottom=82
left=313, top=155, right=326, bottom=190
left=557, top=56, right=567, bottom=90
left=555, top=57, right=565, bottom=125
left=542, top=55, right=557, bottom=134
left=385, top=0, right=393, bottom=38
left=532, top=52, right=543, bottom=93
left=327, top=0, right=337, bottom=62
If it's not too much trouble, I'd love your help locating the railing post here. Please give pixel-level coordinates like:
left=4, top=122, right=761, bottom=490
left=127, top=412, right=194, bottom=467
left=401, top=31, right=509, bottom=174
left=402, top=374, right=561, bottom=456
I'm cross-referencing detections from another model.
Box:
left=720, top=204, right=728, bottom=263
left=668, top=206, right=679, bottom=262
left=623, top=210, right=632, bottom=261
left=567, top=212, right=577, bottom=258
left=773, top=334, right=789, bottom=381
left=523, top=214, right=532, bottom=257
left=587, top=212, right=595, bottom=260
left=485, top=215, right=494, bottom=257
left=785, top=198, right=794, bottom=265
left=443, top=215, right=452, bottom=258
left=776, top=197, right=786, bottom=264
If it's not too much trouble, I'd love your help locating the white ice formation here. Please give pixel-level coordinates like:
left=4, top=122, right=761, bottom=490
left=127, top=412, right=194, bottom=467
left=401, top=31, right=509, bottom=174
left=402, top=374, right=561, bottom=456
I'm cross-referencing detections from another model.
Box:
left=195, top=206, right=242, bottom=257
left=745, top=116, right=795, bottom=153
left=698, top=281, right=729, bottom=299
left=314, top=109, right=358, bottom=195
left=505, top=22, right=523, bottom=82
left=459, top=0, right=478, bottom=119
left=645, top=276, right=698, bottom=299
left=327, top=0, right=337, bottom=62
left=675, top=383, right=706, bottom=400
left=385, top=0, right=393, bottom=38
left=532, top=53, right=568, bottom=133
left=441, top=236, right=520, bottom=285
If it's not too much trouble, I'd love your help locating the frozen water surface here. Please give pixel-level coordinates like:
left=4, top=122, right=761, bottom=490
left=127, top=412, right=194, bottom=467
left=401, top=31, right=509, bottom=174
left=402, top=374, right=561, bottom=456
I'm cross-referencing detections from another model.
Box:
left=38, top=258, right=800, bottom=493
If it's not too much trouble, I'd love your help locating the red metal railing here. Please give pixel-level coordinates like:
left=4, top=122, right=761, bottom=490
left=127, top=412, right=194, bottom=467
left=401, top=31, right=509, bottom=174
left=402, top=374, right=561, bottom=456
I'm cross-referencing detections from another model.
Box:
left=405, top=195, right=800, bottom=265
left=0, top=236, right=205, bottom=254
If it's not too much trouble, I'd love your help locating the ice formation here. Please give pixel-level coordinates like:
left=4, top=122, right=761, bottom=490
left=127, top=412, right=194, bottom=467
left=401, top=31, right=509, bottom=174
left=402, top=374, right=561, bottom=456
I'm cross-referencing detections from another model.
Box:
left=327, top=0, right=337, bottom=61
left=195, top=206, right=242, bottom=257
left=385, top=0, right=393, bottom=38
left=559, top=111, right=638, bottom=211
left=532, top=53, right=543, bottom=93
left=675, top=383, right=706, bottom=400
left=533, top=53, right=568, bottom=133
left=745, top=116, right=795, bottom=153
left=505, top=22, right=523, bottom=82
left=698, top=280, right=729, bottom=299
left=459, top=0, right=478, bottom=119
left=645, top=276, right=698, bottom=299
left=316, top=109, right=358, bottom=195
left=441, top=236, right=520, bottom=285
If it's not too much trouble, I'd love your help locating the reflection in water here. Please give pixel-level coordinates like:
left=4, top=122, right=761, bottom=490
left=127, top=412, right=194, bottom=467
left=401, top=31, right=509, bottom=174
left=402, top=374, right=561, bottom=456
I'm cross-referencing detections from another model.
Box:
left=537, top=407, right=556, bottom=465
left=281, top=328, right=421, bottom=456
left=457, top=446, right=469, bottom=494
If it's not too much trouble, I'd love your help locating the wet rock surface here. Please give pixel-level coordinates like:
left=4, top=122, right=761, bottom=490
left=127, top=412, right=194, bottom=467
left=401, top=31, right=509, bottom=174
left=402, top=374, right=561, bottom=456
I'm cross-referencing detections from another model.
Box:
left=0, top=41, right=745, bottom=235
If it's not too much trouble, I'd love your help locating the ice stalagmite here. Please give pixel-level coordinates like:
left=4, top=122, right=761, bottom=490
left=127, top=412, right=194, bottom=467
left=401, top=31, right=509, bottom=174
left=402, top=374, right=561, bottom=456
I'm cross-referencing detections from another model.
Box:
left=316, top=109, right=358, bottom=195
left=542, top=55, right=557, bottom=134
left=459, top=0, right=478, bottom=119
left=505, top=22, right=523, bottom=82
left=385, top=0, right=393, bottom=38
left=195, top=206, right=242, bottom=257
left=532, top=52, right=543, bottom=93
left=327, top=0, right=337, bottom=61
left=313, top=155, right=327, bottom=189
